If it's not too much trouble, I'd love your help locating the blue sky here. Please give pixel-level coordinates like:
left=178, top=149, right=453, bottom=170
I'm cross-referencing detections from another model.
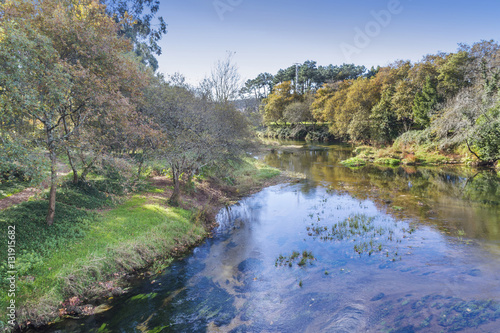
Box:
left=155, top=0, right=500, bottom=85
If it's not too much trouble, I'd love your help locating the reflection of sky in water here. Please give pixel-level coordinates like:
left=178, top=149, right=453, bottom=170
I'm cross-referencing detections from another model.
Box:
left=43, top=144, right=500, bottom=333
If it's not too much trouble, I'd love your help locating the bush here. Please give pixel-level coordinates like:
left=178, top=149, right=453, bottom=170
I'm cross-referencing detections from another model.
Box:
left=374, top=158, right=401, bottom=166
left=44, top=181, right=114, bottom=209
left=0, top=136, right=48, bottom=184
left=341, top=157, right=367, bottom=167
left=91, top=156, right=140, bottom=195
left=393, top=129, right=433, bottom=149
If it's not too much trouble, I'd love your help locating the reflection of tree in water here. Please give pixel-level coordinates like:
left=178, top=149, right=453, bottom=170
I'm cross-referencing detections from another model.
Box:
left=463, top=171, right=500, bottom=206
left=264, top=145, right=500, bottom=241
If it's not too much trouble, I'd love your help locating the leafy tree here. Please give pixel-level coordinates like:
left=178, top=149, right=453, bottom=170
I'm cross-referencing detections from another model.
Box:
left=469, top=104, right=500, bottom=165
left=284, top=99, right=313, bottom=124
left=345, top=78, right=381, bottom=143
left=0, top=18, right=72, bottom=225
left=370, top=86, right=399, bottom=144
left=311, top=83, right=337, bottom=122
left=437, top=51, right=471, bottom=97
left=262, top=81, right=297, bottom=124
left=392, top=80, right=416, bottom=132
left=103, top=0, right=167, bottom=70
left=412, top=77, right=439, bottom=128
left=321, top=80, right=353, bottom=138
left=144, top=78, right=250, bottom=205
left=241, top=73, right=274, bottom=101
left=0, top=0, right=142, bottom=225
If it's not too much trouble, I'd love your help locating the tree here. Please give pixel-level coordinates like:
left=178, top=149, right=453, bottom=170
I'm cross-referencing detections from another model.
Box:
left=284, top=100, right=313, bottom=124
left=0, top=18, right=72, bottom=226
left=262, top=81, right=297, bottom=124
left=412, top=77, right=439, bottom=128
left=103, top=0, right=167, bottom=70
left=437, top=51, right=471, bottom=97
left=206, top=51, right=241, bottom=103
left=321, top=80, right=352, bottom=138
left=144, top=78, right=250, bottom=205
left=370, top=86, right=399, bottom=144
left=392, top=80, right=416, bottom=132
left=345, top=78, right=381, bottom=143
left=1, top=0, right=142, bottom=225
left=241, top=73, right=274, bottom=100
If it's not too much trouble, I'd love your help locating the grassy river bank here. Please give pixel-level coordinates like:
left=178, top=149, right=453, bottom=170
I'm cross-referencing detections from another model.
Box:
left=0, top=157, right=287, bottom=332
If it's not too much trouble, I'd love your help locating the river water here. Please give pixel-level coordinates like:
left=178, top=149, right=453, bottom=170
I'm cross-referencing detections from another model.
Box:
left=44, top=142, right=500, bottom=332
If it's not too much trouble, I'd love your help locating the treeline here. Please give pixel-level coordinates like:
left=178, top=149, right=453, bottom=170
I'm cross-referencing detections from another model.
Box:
left=0, top=0, right=251, bottom=225
left=241, top=61, right=368, bottom=100
left=253, top=42, right=500, bottom=166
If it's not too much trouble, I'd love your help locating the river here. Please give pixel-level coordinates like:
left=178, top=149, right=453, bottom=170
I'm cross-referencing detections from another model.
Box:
left=42, top=142, right=500, bottom=332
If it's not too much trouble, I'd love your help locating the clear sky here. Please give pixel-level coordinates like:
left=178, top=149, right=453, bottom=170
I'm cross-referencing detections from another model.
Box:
left=155, top=0, right=500, bottom=85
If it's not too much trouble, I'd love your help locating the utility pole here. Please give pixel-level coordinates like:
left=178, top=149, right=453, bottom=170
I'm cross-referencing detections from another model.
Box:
left=294, top=62, right=300, bottom=93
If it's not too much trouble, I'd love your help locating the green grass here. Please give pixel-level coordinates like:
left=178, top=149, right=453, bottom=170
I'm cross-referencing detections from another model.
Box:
left=0, top=154, right=284, bottom=328
left=42, top=181, right=115, bottom=210
left=0, top=180, right=31, bottom=199
left=374, top=158, right=401, bottom=167
left=415, top=152, right=450, bottom=165
left=0, top=189, right=206, bottom=326
left=340, top=157, right=367, bottom=167
left=206, top=157, right=281, bottom=192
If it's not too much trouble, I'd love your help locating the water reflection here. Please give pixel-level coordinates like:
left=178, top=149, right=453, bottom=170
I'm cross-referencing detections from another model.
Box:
left=263, top=144, right=500, bottom=242
left=42, top=142, right=500, bottom=333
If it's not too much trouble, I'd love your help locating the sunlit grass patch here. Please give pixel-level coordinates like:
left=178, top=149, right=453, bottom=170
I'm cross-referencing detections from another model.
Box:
left=374, top=158, right=401, bottom=167
left=340, top=157, right=367, bottom=167
left=0, top=190, right=206, bottom=325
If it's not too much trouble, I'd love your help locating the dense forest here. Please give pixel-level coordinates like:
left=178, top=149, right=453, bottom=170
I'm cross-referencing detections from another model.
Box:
left=247, top=43, right=500, bottom=166
left=0, top=0, right=251, bottom=225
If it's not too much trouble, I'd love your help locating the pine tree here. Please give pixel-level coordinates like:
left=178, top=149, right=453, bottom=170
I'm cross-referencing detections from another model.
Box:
left=412, top=76, right=438, bottom=128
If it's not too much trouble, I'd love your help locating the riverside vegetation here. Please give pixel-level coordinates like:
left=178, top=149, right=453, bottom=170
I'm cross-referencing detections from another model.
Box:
left=1, top=0, right=499, bottom=331
left=245, top=42, right=500, bottom=169
left=0, top=156, right=282, bottom=330
left=0, top=0, right=279, bottom=330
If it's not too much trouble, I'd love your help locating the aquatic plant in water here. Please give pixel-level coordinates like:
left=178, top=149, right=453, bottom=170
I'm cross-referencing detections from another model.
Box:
left=306, top=214, right=415, bottom=258
left=275, top=250, right=316, bottom=268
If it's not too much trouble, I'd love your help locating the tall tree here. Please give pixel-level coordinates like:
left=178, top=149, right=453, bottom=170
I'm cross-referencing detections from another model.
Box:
left=206, top=51, right=241, bottom=103
left=1, top=0, right=142, bottom=225
left=412, top=77, right=439, bottom=128
left=103, top=0, right=167, bottom=70
left=262, top=81, right=297, bottom=124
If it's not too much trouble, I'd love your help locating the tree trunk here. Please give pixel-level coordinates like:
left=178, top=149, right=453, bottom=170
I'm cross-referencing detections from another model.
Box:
left=169, top=166, right=181, bottom=206
left=66, top=149, right=79, bottom=184
left=62, top=117, right=78, bottom=183
left=46, top=144, right=57, bottom=226
left=137, top=160, right=143, bottom=177
left=80, top=153, right=98, bottom=181
left=137, top=152, right=145, bottom=177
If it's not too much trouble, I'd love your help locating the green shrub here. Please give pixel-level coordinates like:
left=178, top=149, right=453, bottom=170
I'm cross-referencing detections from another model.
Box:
left=0, top=137, right=48, bottom=184
left=353, top=146, right=375, bottom=155
left=341, top=157, right=367, bottom=167
left=89, top=156, right=139, bottom=195
left=374, top=158, right=401, bottom=166
left=44, top=181, right=114, bottom=209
